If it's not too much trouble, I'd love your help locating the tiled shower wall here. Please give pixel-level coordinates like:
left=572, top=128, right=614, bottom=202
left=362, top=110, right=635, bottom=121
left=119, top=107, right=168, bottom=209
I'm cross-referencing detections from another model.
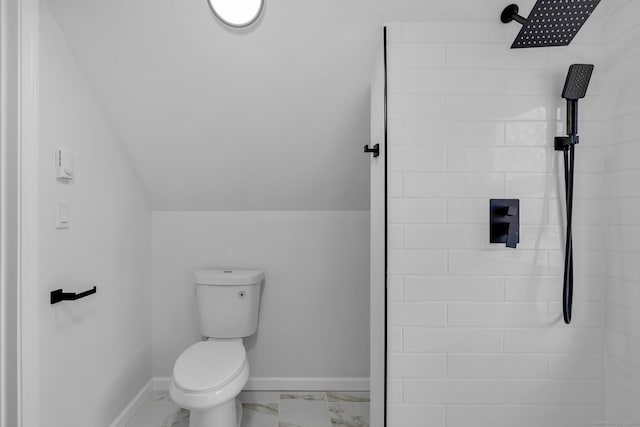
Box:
left=604, top=1, right=640, bottom=422
left=386, top=22, right=607, bottom=427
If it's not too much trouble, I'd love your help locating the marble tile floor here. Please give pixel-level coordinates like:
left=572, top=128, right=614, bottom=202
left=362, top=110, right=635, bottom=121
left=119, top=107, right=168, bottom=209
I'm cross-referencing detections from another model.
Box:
left=125, top=390, right=370, bottom=427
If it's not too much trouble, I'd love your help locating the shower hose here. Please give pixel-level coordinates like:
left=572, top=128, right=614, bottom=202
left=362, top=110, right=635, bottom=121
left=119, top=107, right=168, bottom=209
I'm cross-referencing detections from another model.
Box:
left=562, top=144, right=575, bottom=324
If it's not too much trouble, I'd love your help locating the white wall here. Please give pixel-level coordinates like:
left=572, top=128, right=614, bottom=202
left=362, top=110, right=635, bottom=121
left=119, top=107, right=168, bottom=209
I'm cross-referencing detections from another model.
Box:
left=0, top=0, right=20, bottom=424
left=44, top=0, right=531, bottom=212
left=386, top=22, right=607, bottom=427
left=603, top=1, right=640, bottom=423
left=39, top=5, right=152, bottom=426
left=152, top=211, right=369, bottom=384
left=46, top=0, right=382, bottom=211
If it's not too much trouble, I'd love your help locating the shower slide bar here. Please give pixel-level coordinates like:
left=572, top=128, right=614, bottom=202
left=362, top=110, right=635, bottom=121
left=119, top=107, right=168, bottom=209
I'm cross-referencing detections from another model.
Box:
left=50, top=286, right=97, bottom=305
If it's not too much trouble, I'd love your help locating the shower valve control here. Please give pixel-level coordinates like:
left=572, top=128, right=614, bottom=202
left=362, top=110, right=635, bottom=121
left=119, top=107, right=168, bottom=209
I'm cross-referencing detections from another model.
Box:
left=490, top=199, right=520, bottom=249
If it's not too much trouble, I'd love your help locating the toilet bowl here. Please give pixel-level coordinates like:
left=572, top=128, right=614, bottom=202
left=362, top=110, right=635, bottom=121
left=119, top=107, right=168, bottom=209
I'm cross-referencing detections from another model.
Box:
left=169, top=339, right=250, bottom=427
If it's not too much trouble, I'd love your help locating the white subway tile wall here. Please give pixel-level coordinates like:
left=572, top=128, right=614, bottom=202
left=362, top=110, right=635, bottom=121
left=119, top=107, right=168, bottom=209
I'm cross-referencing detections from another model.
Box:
left=604, top=1, right=640, bottom=423
left=386, top=21, right=608, bottom=426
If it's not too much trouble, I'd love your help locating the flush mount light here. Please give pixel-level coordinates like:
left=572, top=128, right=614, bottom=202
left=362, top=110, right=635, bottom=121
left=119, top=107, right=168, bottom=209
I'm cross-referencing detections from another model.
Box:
left=207, top=0, right=264, bottom=28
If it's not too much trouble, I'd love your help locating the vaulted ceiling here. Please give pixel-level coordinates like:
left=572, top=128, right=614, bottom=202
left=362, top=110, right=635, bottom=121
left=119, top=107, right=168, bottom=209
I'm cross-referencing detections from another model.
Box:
left=45, top=0, right=607, bottom=210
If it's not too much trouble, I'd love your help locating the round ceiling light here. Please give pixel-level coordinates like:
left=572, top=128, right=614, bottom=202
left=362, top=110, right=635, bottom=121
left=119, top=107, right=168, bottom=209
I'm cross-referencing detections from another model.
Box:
left=207, top=0, right=264, bottom=28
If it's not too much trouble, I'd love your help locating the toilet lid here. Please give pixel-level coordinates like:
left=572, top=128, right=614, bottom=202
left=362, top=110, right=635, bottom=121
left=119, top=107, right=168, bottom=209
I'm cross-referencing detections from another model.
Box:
left=173, top=340, right=247, bottom=393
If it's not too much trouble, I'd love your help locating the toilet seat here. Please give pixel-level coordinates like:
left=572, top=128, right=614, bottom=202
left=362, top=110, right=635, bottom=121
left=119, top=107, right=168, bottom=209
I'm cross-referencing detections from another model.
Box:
left=172, top=340, right=247, bottom=394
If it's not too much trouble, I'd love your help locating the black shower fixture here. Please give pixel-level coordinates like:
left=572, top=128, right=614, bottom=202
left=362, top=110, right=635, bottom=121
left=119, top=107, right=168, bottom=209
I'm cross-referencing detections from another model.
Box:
left=501, top=0, right=601, bottom=48
left=555, top=64, right=594, bottom=325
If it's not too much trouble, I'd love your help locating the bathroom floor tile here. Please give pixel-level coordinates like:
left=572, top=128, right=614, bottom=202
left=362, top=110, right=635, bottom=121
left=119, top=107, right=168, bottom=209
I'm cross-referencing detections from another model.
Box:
left=326, top=392, right=370, bottom=403
left=278, top=392, right=332, bottom=427
left=126, top=400, right=185, bottom=427
left=148, top=390, right=173, bottom=403
left=162, top=408, right=190, bottom=427
left=239, top=391, right=280, bottom=427
left=241, top=403, right=279, bottom=427
left=328, top=402, right=370, bottom=427
left=125, top=390, right=369, bottom=427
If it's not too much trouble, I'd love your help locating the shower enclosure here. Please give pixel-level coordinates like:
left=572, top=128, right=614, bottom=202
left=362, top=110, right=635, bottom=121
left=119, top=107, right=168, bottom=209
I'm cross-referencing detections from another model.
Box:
left=371, top=4, right=640, bottom=424
left=368, top=28, right=387, bottom=427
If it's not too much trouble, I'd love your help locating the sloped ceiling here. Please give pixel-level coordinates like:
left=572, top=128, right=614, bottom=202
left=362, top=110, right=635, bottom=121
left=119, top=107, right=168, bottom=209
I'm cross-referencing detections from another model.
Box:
left=46, top=0, right=606, bottom=210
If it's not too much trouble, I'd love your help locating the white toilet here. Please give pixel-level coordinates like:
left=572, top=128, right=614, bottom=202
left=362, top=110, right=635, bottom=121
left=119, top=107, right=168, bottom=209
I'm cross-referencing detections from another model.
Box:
left=170, top=269, right=264, bottom=427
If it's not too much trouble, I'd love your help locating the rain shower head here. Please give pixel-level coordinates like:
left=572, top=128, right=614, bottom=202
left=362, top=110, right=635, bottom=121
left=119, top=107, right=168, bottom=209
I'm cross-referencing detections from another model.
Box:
left=501, top=0, right=601, bottom=49
left=562, top=64, right=594, bottom=100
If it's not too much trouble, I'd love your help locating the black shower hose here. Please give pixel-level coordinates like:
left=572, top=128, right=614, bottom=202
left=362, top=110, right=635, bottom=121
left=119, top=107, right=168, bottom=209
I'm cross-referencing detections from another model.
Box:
left=562, top=145, right=575, bottom=324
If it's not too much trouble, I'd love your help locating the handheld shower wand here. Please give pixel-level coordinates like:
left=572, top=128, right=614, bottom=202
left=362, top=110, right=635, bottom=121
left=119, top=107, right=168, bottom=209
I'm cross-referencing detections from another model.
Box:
left=555, top=64, right=594, bottom=324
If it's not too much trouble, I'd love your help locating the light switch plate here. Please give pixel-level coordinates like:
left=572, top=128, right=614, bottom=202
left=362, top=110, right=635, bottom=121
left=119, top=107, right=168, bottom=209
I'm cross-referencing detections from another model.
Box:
left=56, top=200, right=70, bottom=229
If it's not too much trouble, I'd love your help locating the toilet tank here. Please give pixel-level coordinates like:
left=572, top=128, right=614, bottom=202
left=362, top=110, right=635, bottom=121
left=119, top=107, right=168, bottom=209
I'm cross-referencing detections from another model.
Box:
left=194, top=269, right=264, bottom=338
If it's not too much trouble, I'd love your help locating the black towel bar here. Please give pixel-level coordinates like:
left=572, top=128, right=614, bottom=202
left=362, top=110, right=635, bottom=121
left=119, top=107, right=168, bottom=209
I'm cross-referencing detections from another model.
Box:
left=50, top=286, right=97, bottom=305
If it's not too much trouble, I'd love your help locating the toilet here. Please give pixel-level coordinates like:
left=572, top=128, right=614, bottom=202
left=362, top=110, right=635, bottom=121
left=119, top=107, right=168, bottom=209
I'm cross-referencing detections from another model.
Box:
left=170, top=269, right=264, bottom=427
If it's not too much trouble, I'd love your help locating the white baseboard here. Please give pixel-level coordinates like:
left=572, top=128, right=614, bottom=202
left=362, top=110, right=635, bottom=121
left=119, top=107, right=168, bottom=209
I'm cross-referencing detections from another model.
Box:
left=109, top=379, right=153, bottom=427
left=152, top=376, right=369, bottom=392
left=245, top=377, right=370, bottom=391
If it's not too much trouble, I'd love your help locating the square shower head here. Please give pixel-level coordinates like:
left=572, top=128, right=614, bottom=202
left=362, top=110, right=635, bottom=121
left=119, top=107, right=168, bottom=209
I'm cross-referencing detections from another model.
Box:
left=562, top=64, right=594, bottom=100
left=509, top=0, right=601, bottom=48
